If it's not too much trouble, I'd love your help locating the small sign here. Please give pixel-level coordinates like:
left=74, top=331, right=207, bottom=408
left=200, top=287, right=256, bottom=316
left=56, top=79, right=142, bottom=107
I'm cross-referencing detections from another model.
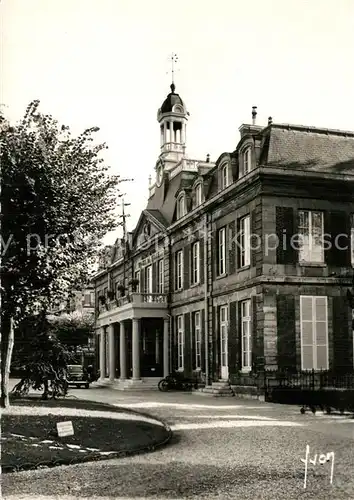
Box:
left=57, top=421, right=74, bottom=437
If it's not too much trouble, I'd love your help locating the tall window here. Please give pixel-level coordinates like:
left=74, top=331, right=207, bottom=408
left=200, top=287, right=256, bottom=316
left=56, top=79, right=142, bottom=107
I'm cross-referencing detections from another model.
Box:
left=144, top=265, right=152, bottom=294
left=240, top=215, right=250, bottom=268
left=158, top=259, right=164, bottom=293
left=218, top=228, right=226, bottom=275
left=191, top=241, right=200, bottom=284
left=195, top=311, right=201, bottom=369
left=220, top=305, right=228, bottom=368
left=195, top=183, right=202, bottom=207
left=177, top=315, right=184, bottom=370
left=175, top=250, right=183, bottom=290
left=134, top=271, right=140, bottom=293
left=221, top=164, right=229, bottom=190
left=300, top=296, right=328, bottom=370
left=241, top=299, right=251, bottom=371
left=242, top=147, right=252, bottom=175
left=298, top=210, right=324, bottom=263
left=176, top=194, right=186, bottom=219
left=84, top=293, right=91, bottom=306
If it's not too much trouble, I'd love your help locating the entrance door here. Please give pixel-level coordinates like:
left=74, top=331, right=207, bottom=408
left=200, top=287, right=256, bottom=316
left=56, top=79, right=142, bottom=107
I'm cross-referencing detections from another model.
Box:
left=220, top=305, right=229, bottom=379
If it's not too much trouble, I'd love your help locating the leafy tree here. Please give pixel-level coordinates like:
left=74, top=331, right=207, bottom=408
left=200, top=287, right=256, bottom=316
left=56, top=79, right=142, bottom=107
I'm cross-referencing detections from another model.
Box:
left=1, top=101, right=120, bottom=407
left=12, top=325, right=76, bottom=400
left=48, top=311, right=94, bottom=348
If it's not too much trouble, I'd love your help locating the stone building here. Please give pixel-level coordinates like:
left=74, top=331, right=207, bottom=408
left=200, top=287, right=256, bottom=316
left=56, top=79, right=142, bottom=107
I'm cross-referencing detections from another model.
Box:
left=93, top=83, right=354, bottom=393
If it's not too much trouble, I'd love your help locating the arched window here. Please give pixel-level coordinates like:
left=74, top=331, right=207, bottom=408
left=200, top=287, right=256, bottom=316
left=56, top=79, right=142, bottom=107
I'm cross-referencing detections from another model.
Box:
left=241, top=147, right=252, bottom=176
left=195, top=183, right=202, bottom=207
left=220, top=164, right=229, bottom=190
left=176, top=193, right=186, bottom=219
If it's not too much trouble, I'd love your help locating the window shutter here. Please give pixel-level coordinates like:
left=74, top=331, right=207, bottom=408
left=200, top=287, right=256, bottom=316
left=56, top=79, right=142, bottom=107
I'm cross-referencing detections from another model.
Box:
left=236, top=218, right=241, bottom=270
left=215, top=231, right=220, bottom=277
left=183, top=245, right=190, bottom=290
left=229, top=222, right=236, bottom=274
left=184, top=313, right=191, bottom=375
left=200, top=238, right=205, bottom=285
left=236, top=302, right=241, bottom=370
left=191, top=312, right=196, bottom=370
left=251, top=296, right=258, bottom=369
left=201, top=309, right=206, bottom=372
left=212, top=306, right=218, bottom=379
left=171, top=253, right=175, bottom=291
left=276, top=207, right=297, bottom=264
left=140, top=269, right=145, bottom=294
left=300, top=296, right=315, bottom=370
left=152, top=261, right=157, bottom=293
left=224, top=226, right=229, bottom=274
left=173, top=317, right=178, bottom=371
left=215, top=306, right=221, bottom=379
left=314, top=297, right=328, bottom=370
left=251, top=211, right=257, bottom=268
left=333, top=296, right=352, bottom=372
left=276, top=295, right=296, bottom=370
left=325, top=211, right=351, bottom=267
left=228, top=301, right=237, bottom=375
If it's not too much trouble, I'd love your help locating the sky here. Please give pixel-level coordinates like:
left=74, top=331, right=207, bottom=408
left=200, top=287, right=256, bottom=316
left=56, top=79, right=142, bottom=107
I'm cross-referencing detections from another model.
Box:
left=2, top=0, right=354, bottom=245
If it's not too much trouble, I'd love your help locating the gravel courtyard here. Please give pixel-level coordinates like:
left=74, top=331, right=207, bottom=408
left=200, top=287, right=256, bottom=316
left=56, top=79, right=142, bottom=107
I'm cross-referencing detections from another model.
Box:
left=3, top=386, right=354, bottom=499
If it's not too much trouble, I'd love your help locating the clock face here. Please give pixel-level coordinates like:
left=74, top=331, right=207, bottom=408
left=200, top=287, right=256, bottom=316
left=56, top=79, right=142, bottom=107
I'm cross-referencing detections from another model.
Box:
left=156, top=164, right=163, bottom=186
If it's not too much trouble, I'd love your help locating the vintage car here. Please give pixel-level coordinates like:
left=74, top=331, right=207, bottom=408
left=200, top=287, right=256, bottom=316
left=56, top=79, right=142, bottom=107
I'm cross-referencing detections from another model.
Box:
left=66, top=364, right=90, bottom=389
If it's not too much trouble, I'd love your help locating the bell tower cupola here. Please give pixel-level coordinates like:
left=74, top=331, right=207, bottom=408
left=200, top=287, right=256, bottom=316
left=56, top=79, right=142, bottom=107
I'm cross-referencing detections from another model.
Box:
left=157, top=55, right=189, bottom=171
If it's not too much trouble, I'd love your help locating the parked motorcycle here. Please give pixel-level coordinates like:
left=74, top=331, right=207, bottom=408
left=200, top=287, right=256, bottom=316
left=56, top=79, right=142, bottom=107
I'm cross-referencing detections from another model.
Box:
left=158, top=372, right=193, bottom=392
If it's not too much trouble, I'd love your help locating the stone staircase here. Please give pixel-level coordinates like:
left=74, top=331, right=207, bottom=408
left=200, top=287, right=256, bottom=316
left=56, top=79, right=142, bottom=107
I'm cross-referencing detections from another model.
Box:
left=197, top=380, right=235, bottom=397
left=113, top=377, right=162, bottom=391
left=94, top=377, right=161, bottom=391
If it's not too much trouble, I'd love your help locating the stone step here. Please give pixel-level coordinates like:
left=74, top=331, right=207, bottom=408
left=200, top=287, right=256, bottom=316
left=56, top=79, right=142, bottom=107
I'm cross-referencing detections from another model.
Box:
left=197, top=390, right=235, bottom=397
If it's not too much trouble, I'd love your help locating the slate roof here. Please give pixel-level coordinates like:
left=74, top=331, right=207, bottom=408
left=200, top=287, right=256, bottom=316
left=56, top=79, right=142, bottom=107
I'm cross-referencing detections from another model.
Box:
left=265, top=124, right=354, bottom=173
left=160, top=84, right=185, bottom=114
left=144, top=209, right=169, bottom=228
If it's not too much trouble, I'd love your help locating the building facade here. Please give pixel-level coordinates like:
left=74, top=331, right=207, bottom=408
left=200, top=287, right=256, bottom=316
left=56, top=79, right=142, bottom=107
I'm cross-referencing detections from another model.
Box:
left=93, top=83, right=354, bottom=392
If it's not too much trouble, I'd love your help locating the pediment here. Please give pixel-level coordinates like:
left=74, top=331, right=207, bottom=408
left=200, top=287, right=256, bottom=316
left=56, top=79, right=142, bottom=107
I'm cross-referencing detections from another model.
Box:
left=132, top=210, right=166, bottom=248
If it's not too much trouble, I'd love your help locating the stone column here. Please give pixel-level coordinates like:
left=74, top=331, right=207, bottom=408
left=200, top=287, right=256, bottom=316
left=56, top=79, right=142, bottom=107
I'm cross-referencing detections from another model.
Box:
left=119, top=321, right=127, bottom=380
left=181, top=123, right=185, bottom=144
left=132, top=318, right=141, bottom=380
left=170, top=121, right=174, bottom=142
left=163, top=122, right=167, bottom=144
left=108, top=323, right=115, bottom=382
left=163, top=318, right=169, bottom=377
left=99, top=327, right=106, bottom=380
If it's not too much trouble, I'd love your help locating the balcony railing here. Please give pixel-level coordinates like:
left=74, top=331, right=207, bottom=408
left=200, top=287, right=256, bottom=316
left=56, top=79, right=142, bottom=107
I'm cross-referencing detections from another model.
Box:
left=98, top=293, right=167, bottom=312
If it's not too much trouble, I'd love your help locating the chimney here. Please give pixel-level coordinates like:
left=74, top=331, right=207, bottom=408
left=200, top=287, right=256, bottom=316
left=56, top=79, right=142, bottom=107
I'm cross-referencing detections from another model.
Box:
left=252, top=106, right=257, bottom=125
left=206, top=153, right=210, bottom=163
left=148, top=174, right=152, bottom=186
left=268, top=116, right=273, bottom=125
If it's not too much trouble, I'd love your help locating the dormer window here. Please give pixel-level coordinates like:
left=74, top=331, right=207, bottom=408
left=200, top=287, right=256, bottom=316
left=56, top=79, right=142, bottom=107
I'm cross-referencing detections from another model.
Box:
left=241, top=147, right=252, bottom=176
left=176, top=193, right=186, bottom=219
left=220, top=164, right=229, bottom=190
left=195, top=183, right=202, bottom=207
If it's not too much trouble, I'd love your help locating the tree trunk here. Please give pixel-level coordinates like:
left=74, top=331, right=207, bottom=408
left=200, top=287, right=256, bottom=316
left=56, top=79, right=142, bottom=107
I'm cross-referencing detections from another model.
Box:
left=1, top=316, right=15, bottom=408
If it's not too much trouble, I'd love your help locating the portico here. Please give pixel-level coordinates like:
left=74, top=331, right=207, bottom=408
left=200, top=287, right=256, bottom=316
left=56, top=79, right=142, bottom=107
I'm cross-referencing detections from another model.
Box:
left=96, top=292, right=170, bottom=389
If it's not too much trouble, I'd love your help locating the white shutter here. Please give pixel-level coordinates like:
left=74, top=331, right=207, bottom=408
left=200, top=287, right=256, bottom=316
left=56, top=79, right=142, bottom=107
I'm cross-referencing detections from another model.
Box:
left=315, top=297, right=328, bottom=370
left=300, top=296, right=315, bottom=370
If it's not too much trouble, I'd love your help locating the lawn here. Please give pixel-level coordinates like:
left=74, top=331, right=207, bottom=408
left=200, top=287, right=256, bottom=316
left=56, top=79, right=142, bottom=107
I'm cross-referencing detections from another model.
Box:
left=2, top=396, right=172, bottom=473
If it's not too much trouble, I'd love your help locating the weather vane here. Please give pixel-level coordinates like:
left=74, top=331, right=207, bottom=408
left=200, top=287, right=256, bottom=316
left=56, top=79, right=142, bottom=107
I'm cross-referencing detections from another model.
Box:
left=166, top=53, right=179, bottom=86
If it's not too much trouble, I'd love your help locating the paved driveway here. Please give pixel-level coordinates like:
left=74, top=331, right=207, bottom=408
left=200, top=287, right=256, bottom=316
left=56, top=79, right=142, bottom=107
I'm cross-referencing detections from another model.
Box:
left=3, top=384, right=354, bottom=499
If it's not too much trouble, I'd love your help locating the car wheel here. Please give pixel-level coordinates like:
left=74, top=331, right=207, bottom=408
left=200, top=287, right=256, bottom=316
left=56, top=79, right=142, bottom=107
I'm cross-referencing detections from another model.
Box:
left=85, top=383, right=89, bottom=389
